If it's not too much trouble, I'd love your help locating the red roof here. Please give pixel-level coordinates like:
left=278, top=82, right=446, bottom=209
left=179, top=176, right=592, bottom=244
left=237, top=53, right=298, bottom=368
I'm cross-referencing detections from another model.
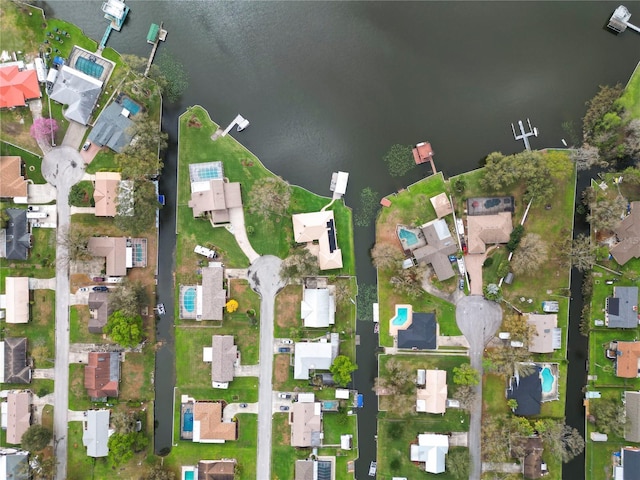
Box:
left=0, top=65, right=41, bottom=108
left=84, top=352, right=119, bottom=398
left=380, top=198, right=392, bottom=207
left=412, top=142, right=434, bottom=164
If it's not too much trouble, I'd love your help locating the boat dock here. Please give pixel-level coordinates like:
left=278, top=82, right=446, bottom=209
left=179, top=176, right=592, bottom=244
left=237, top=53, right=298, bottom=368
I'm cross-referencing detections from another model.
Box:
left=608, top=5, right=640, bottom=34
left=330, top=171, right=349, bottom=199
left=511, top=118, right=538, bottom=151
left=144, top=22, right=168, bottom=76
left=211, top=114, right=249, bottom=140
left=99, top=0, right=129, bottom=50
left=412, top=141, right=437, bottom=175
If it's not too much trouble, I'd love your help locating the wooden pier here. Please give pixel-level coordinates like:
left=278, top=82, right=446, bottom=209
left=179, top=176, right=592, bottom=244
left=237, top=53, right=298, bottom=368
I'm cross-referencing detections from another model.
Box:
left=412, top=142, right=437, bottom=175
left=144, top=22, right=167, bottom=77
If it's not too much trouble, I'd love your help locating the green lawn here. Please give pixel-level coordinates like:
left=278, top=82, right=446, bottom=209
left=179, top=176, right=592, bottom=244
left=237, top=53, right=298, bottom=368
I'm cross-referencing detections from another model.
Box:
left=483, top=373, right=508, bottom=416
left=0, top=141, right=45, bottom=184
left=85, top=150, right=118, bottom=174
left=618, top=61, right=640, bottom=120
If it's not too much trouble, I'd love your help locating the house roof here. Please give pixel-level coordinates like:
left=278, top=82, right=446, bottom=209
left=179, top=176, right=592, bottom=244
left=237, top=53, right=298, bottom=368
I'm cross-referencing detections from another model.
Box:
left=606, top=286, right=639, bottom=329
left=397, top=312, right=437, bottom=350
left=466, top=212, right=513, bottom=254
left=1, top=338, right=30, bottom=384
left=82, top=409, right=110, bottom=457
left=412, top=142, right=434, bottom=164
left=506, top=366, right=541, bottom=416
left=510, top=437, right=544, bottom=479
left=88, top=291, right=112, bottom=333
left=201, top=264, right=226, bottom=321
left=197, top=459, right=236, bottom=480
left=4, top=277, right=29, bottom=324
left=88, top=236, right=127, bottom=276
left=193, top=401, right=237, bottom=442
left=93, top=172, right=121, bottom=217
left=0, top=449, right=29, bottom=480
left=294, top=341, right=335, bottom=380
left=611, top=201, right=640, bottom=265
left=430, top=192, right=452, bottom=218
left=290, top=402, right=322, bottom=447
left=5, top=209, right=30, bottom=260
left=615, top=342, right=640, bottom=378
left=0, top=157, right=27, bottom=198
left=6, top=391, right=31, bottom=445
left=527, top=314, right=561, bottom=354
left=84, top=352, right=120, bottom=399
left=295, top=459, right=315, bottom=480
left=292, top=211, right=343, bottom=270
left=416, top=369, right=447, bottom=414
left=410, top=433, right=449, bottom=474
left=188, top=180, right=242, bottom=220
left=625, top=391, right=640, bottom=442
left=49, top=65, right=103, bottom=125
left=623, top=447, right=640, bottom=480
left=87, top=102, right=135, bottom=153
left=413, top=219, right=457, bottom=280
left=301, top=288, right=336, bottom=328
left=211, top=335, right=236, bottom=384
left=0, top=65, right=41, bottom=108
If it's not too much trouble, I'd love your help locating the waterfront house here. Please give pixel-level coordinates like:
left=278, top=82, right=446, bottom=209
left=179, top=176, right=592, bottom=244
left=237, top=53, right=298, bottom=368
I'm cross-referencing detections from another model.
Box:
left=87, top=102, right=135, bottom=153
left=416, top=369, right=447, bottom=414
left=397, top=312, right=437, bottom=350
left=410, top=433, right=449, bottom=474
left=88, top=236, right=146, bottom=277
left=625, top=391, right=640, bottom=442
left=5, top=391, right=31, bottom=445
left=610, top=201, right=640, bottom=265
left=614, top=446, right=640, bottom=480
left=605, top=286, right=639, bottom=329
left=93, top=172, right=121, bottom=217
left=0, top=65, right=41, bottom=109
left=0, top=449, right=29, bottom=480
left=506, top=365, right=542, bottom=416
left=466, top=212, right=513, bottom=254
left=192, top=401, right=237, bottom=443
left=289, top=401, right=322, bottom=447
left=88, top=292, right=112, bottom=334
left=82, top=409, right=111, bottom=457
left=203, top=335, right=237, bottom=387
left=0, top=156, right=28, bottom=200
left=3, top=209, right=31, bottom=260
left=2, top=277, right=30, bottom=324
left=187, top=162, right=242, bottom=223
left=301, top=287, right=336, bottom=328
left=294, top=335, right=338, bottom=380
left=84, top=352, right=120, bottom=400
left=510, top=436, right=546, bottom=479
left=411, top=219, right=457, bottom=281
left=0, top=338, right=31, bottom=384
left=526, top=313, right=561, bottom=354
left=611, top=341, right=640, bottom=378
left=292, top=210, right=343, bottom=270
left=49, top=65, right=103, bottom=125
left=294, top=458, right=335, bottom=480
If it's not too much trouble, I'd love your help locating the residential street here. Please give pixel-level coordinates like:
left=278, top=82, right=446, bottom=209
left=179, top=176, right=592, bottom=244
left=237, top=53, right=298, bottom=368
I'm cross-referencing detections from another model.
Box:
left=247, top=255, right=285, bottom=480
left=455, top=295, right=502, bottom=480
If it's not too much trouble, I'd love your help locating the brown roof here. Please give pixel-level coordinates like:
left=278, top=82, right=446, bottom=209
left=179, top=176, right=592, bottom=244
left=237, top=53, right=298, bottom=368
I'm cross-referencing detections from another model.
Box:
left=4, top=277, right=29, bottom=324
left=511, top=437, right=544, bottom=479
left=197, top=460, right=236, bottom=480
left=188, top=180, right=242, bottom=220
left=211, top=335, right=237, bottom=384
left=412, top=142, right=434, bottom=164
left=0, top=156, right=27, bottom=198
left=201, top=264, right=226, bottom=321
left=430, top=192, right=452, bottom=218
left=87, top=236, right=127, bottom=276
left=295, top=460, right=315, bottom=480
left=416, top=369, right=447, bottom=414
left=527, top=314, right=559, bottom=354
left=611, top=201, right=640, bottom=265
left=6, top=391, right=30, bottom=444
left=194, top=402, right=237, bottom=442
left=84, top=352, right=119, bottom=399
left=292, top=211, right=343, bottom=270
left=290, top=402, right=322, bottom=447
left=616, top=341, right=640, bottom=378
left=88, top=291, right=112, bottom=333
left=413, top=219, right=457, bottom=280
left=466, top=212, right=513, bottom=254
left=93, top=172, right=121, bottom=217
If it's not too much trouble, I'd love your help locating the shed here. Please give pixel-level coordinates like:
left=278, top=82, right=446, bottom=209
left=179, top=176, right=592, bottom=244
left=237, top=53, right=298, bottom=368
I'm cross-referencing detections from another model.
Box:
left=147, top=23, right=160, bottom=44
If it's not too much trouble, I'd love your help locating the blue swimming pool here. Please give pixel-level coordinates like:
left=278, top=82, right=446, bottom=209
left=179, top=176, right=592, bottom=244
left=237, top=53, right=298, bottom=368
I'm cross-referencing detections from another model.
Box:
left=121, top=97, right=141, bottom=115
left=184, top=471, right=194, bottom=480
left=322, top=400, right=338, bottom=409
left=398, top=227, right=419, bottom=247
left=392, top=307, right=409, bottom=326
left=540, top=367, right=554, bottom=394
left=182, top=288, right=196, bottom=313
left=183, top=409, right=193, bottom=432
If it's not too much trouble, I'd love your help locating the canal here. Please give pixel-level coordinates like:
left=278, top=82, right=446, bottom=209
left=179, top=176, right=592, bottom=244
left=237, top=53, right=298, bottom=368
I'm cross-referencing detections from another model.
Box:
left=42, top=1, right=640, bottom=475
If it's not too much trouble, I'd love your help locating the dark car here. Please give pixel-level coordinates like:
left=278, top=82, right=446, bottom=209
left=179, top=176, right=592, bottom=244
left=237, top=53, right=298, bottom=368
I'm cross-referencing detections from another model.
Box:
left=239, top=403, right=247, bottom=408
left=279, top=406, right=289, bottom=411
left=278, top=347, right=291, bottom=353
left=459, top=279, right=465, bottom=290
left=92, top=276, right=105, bottom=282
left=93, top=286, right=108, bottom=292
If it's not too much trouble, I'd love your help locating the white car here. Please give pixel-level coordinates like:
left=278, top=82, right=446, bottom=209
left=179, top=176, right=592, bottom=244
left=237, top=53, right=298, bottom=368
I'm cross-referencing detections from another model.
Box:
left=368, top=461, right=377, bottom=476
left=82, top=141, right=91, bottom=151
left=282, top=339, right=293, bottom=345
left=79, top=287, right=89, bottom=292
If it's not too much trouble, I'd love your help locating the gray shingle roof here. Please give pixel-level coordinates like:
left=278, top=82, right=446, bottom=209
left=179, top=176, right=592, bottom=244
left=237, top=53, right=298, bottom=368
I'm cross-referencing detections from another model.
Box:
left=49, top=66, right=103, bottom=125
left=88, top=102, right=134, bottom=153
left=4, top=209, right=30, bottom=260
left=2, top=338, right=31, bottom=384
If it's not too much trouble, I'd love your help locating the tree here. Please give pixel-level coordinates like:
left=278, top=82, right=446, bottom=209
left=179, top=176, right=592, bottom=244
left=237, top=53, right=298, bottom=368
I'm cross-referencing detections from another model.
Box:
left=536, top=419, right=584, bottom=463
left=21, top=424, right=52, bottom=452
left=483, top=283, right=502, bottom=302
left=110, top=281, right=148, bottom=319
left=31, top=454, right=57, bottom=480
left=374, top=358, right=413, bottom=395
left=587, top=195, right=627, bottom=232
left=370, top=243, right=404, bottom=271
left=452, top=384, right=475, bottom=410
left=484, top=346, right=532, bottom=379
left=116, top=114, right=167, bottom=179
left=279, top=248, right=319, bottom=283
left=511, top=233, right=548, bottom=275
left=115, top=179, right=161, bottom=235
left=582, top=84, right=624, bottom=141
left=506, top=399, right=518, bottom=411
left=30, top=117, right=58, bottom=141
left=226, top=299, right=239, bottom=313
left=108, top=432, right=135, bottom=466
left=155, top=51, right=189, bottom=102
left=624, top=119, right=640, bottom=158
left=104, top=311, right=144, bottom=347
left=481, top=415, right=510, bottom=462
left=389, top=262, right=428, bottom=299
left=58, top=225, right=92, bottom=263
left=501, top=313, right=536, bottom=346
left=506, top=225, right=524, bottom=252
left=146, top=465, right=176, bottom=480
left=452, top=363, right=479, bottom=386
left=447, top=448, right=470, bottom=479
left=331, top=279, right=353, bottom=306
left=121, top=53, right=148, bottom=74
left=570, top=234, right=596, bottom=272
left=330, top=355, right=357, bottom=387
left=589, top=397, right=626, bottom=437
left=247, top=177, right=291, bottom=219
left=452, top=177, right=466, bottom=194
left=481, top=152, right=514, bottom=191
left=111, top=410, right=138, bottom=434
left=570, top=144, right=607, bottom=171
left=383, top=144, right=415, bottom=177
left=355, top=187, right=379, bottom=227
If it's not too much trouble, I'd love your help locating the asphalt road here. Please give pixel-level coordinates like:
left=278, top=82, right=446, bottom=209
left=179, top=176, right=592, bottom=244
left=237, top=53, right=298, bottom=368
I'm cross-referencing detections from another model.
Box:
left=455, top=295, right=502, bottom=480
left=42, top=144, right=86, bottom=480
left=248, top=255, right=285, bottom=480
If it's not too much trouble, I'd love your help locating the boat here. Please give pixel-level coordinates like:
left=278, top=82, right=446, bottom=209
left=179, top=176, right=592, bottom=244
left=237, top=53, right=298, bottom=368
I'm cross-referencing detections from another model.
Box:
left=236, top=115, right=250, bottom=132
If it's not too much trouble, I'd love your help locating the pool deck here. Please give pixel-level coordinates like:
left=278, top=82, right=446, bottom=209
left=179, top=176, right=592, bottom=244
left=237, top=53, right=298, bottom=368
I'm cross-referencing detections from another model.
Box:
left=388, top=304, right=413, bottom=337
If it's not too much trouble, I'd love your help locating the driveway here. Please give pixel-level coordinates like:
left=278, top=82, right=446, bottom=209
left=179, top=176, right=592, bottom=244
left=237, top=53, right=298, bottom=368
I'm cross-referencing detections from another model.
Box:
left=234, top=364, right=259, bottom=377
left=455, top=295, right=502, bottom=480
left=29, top=278, right=56, bottom=290
left=465, top=254, right=486, bottom=296
left=27, top=184, right=57, bottom=204
left=248, top=255, right=285, bottom=480
left=228, top=207, right=260, bottom=263
left=223, top=402, right=258, bottom=421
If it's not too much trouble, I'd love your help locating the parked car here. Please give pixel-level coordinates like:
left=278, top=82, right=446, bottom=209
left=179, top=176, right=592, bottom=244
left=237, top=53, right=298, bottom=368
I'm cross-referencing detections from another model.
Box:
left=92, top=276, right=105, bottom=282
left=279, top=393, right=291, bottom=399
left=239, top=403, right=247, bottom=408
left=459, top=279, right=465, bottom=290
left=156, top=303, right=166, bottom=315
left=279, top=406, right=289, bottom=411
left=368, top=461, right=377, bottom=476
left=278, top=347, right=291, bottom=353
left=282, top=339, right=293, bottom=344
left=92, top=286, right=108, bottom=292
left=82, top=141, right=91, bottom=151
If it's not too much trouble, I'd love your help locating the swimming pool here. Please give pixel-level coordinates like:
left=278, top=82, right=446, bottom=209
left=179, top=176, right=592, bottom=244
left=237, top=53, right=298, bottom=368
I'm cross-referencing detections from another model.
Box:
left=398, top=226, right=419, bottom=247
left=184, top=471, right=194, bottom=480
left=540, top=367, right=555, bottom=394
left=322, top=400, right=339, bottom=410
left=121, top=97, right=141, bottom=115
left=392, top=306, right=409, bottom=326
left=183, top=409, right=193, bottom=432
left=182, top=288, right=197, bottom=314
